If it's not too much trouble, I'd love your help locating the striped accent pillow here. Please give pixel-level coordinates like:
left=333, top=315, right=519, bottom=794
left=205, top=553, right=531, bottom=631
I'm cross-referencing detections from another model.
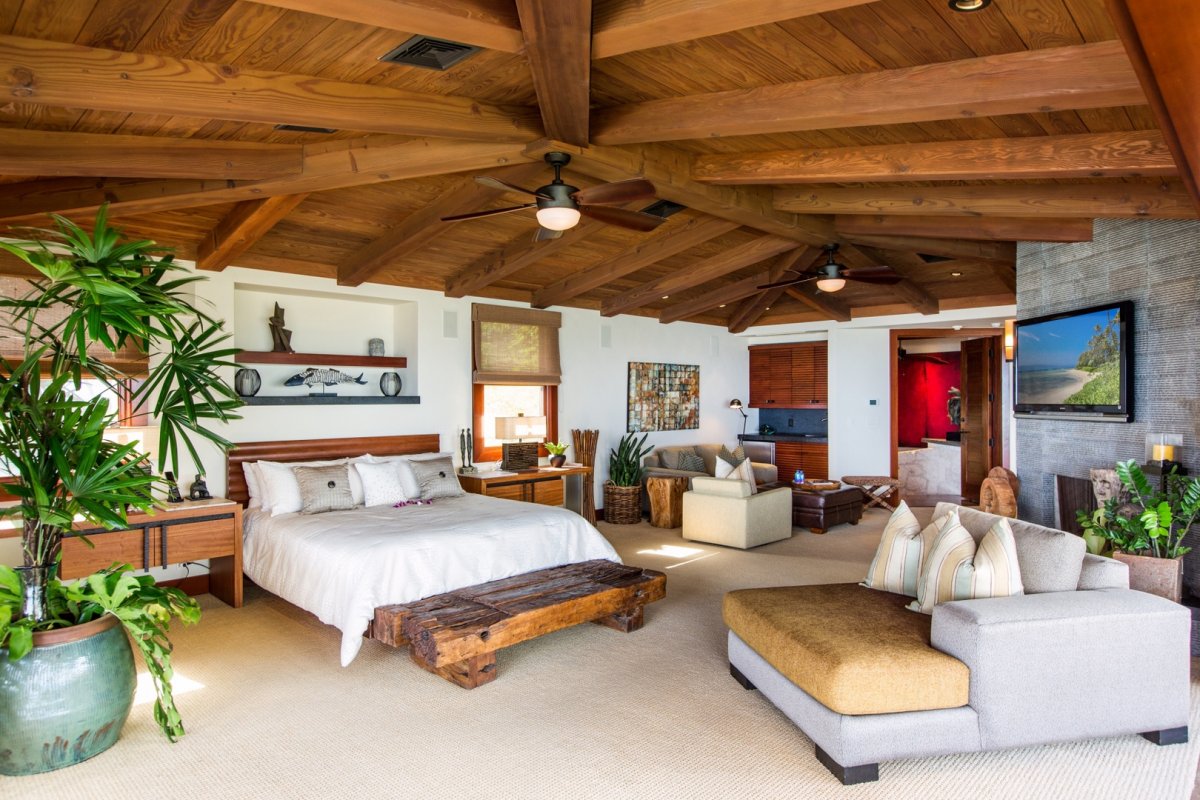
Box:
left=907, top=512, right=1024, bottom=614
left=861, top=501, right=929, bottom=597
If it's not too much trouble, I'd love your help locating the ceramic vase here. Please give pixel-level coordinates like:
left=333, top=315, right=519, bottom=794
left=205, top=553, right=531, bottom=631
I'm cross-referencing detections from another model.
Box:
left=379, top=372, right=402, bottom=397
left=233, top=367, right=261, bottom=397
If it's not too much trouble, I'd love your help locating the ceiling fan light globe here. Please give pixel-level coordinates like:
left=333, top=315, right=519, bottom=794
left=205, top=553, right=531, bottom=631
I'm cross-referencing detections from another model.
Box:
left=535, top=206, right=581, bottom=231
left=815, top=277, right=847, bottom=293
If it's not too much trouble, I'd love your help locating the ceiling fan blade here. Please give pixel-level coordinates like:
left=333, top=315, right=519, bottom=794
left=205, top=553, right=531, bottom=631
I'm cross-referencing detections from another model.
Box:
left=578, top=205, right=665, bottom=232
left=440, top=203, right=535, bottom=222
left=572, top=179, right=657, bottom=206
left=474, top=175, right=551, bottom=199
left=534, top=226, right=563, bottom=242
left=757, top=274, right=817, bottom=290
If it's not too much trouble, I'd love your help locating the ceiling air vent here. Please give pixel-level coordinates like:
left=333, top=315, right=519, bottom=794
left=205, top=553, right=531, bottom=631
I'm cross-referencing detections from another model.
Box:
left=380, top=36, right=480, bottom=70
left=274, top=124, right=337, bottom=134
left=917, top=253, right=954, bottom=263
left=640, top=199, right=686, bottom=219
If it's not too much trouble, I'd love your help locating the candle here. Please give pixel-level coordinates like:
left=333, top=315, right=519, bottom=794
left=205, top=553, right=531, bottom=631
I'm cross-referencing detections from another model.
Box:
left=1152, top=444, right=1175, bottom=462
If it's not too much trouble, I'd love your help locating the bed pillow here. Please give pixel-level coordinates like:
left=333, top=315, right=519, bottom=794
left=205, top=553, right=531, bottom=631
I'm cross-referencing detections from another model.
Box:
left=907, top=513, right=1025, bottom=614
left=258, top=457, right=367, bottom=516
left=409, top=456, right=464, bottom=500
left=373, top=452, right=454, bottom=499
left=354, top=461, right=408, bottom=507
left=242, top=462, right=264, bottom=510
left=294, top=465, right=356, bottom=514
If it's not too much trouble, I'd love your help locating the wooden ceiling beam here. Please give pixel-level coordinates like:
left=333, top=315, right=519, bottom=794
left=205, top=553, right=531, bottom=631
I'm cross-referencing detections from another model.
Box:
left=592, top=41, right=1142, bottom=145
left=844, top=244, right=938, bottom=316
left=783, top=286, right=852, bottom=323
left=727, top=289, right=784, bottom=334
left=990, top=263, right=1017, bottom=294
left=0, top=35, right=541, bottom=143
left=247, top=0, right=525, bottom=53
left=337, top=162, right=545, bottom=287
left=515, top=0, right=591, bottom=146
left=531, top=216, right=738, bottom=308
left=591, top=0, right=876, bottom=59
left=657, top=246, right=818, bottom=324
left=774, top=180, right=1197, bottom=219
left=196, top=194, right=310, bottom=272
left=603, top=236, right=800, bottom=317
left=0, top=129, right=302, bottom=180
left=0, top=137, right=529, bottom=223
left=836, top=215, right=1094, bottom=243
left=692, top=130, right=1176, bottom=184
left=1107, top=1, right=1200, bottom=210
left=836, top=234, right=1015, bottom=264
left=523, top=140, right=833, bottom=244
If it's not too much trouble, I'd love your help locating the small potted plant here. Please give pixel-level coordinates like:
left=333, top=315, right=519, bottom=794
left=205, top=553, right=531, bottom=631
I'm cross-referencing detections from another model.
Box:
left=545, top=441, right=569, bottom=468
left=604, top=432, right=653, bottom=525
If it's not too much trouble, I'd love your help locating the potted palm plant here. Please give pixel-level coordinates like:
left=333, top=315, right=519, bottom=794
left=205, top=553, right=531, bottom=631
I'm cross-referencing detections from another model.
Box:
left=603, top=432, right=653, bottom=525
left=0, top=208, right=241, bottom=775
left=1078, top=459, right=1199, bottom=603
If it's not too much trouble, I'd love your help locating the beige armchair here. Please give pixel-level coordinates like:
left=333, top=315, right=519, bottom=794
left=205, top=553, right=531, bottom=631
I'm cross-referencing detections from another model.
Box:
left=682, top=477, right=793, bottom=549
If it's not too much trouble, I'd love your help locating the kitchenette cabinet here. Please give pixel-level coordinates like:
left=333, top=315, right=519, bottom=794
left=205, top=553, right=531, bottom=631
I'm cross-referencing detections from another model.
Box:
left=748, top=342, right=827, bottom=408
left=773, top=441, right=830, bottom=482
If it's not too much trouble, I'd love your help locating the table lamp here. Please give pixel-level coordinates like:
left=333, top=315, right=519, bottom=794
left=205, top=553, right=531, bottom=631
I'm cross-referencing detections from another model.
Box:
left=496, top=413, right=546, bottom=471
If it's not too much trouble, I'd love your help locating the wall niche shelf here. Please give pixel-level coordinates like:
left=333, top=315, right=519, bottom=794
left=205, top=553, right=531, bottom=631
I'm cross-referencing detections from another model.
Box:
left=241, top=395, right=420, bottom=406
left=235, top=351, right=408, bottom=369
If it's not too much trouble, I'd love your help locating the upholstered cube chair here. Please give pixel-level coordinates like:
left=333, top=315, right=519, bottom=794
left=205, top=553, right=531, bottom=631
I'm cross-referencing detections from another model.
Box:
left=681, top=477, right=792, bottom=549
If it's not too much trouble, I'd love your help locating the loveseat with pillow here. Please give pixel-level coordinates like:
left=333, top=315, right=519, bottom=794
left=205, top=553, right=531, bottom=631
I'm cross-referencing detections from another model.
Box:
left=643, top=442, right=778, bottom=487
left=723, top=502, right=1191, bottom=784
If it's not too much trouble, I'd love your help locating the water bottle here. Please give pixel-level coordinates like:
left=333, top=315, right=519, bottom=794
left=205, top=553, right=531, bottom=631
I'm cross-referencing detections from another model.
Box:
left=793, top=469, right=805, bottom=485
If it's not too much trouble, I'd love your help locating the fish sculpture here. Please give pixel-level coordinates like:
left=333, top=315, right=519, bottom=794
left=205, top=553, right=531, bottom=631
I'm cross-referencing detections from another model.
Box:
left=285, top=368, right=368, bottom=389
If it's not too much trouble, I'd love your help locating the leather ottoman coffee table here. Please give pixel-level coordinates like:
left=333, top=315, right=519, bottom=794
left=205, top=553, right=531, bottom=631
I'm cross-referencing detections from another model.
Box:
left=789, top=484, right=865, bottom=534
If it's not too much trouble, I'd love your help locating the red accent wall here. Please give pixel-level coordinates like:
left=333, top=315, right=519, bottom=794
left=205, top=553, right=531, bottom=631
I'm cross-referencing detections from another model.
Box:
left=898, top=352, right=961, bottom=447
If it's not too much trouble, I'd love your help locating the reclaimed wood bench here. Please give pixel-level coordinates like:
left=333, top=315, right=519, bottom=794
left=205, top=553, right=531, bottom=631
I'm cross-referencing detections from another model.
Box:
left=368, top=559, right=667, bottom=688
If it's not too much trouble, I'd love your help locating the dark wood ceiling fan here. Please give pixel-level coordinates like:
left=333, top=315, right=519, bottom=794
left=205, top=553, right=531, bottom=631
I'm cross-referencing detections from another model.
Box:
left=441, top=151, right=665, bottom=240
left=758, top=244, right=903, bottom=292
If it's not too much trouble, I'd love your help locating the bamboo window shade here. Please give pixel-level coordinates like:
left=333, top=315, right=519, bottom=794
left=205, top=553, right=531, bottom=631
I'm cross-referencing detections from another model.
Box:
left=472, top=304, right=562, bottom=385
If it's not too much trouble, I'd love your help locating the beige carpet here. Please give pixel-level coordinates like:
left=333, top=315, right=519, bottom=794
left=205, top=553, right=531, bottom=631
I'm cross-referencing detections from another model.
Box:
left=12, top=508, right=1200, bottom=799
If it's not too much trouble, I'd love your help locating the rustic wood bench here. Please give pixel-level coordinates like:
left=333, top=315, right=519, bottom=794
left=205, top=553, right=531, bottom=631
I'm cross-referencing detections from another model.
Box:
left=368, top=559, right=667, bottom=688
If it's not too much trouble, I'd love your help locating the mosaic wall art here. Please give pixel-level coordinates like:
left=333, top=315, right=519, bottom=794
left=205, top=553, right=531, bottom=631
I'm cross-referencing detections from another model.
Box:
left=627, top=362, right=699, bottom=432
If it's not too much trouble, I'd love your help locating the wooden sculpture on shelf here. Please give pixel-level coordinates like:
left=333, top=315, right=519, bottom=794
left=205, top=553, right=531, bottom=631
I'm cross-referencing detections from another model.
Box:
left=268, top=302, right=294, bottom=353
left=980, top=467, right=1019, bottom=518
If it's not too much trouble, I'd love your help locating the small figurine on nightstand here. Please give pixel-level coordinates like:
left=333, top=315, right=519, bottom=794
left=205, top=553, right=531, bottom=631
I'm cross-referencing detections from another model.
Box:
left=188, top=474, right=212, bottom=501
left=163, top=471, right=185, bottom=504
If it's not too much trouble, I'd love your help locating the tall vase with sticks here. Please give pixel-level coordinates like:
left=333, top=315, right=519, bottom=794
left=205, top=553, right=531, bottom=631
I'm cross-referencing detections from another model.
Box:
left=572, top=428, right=599, bottom=524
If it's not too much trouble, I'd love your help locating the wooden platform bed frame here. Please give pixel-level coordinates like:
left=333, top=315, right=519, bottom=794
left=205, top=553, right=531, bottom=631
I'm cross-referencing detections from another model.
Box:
left=228, top=434, right=666, bottom=689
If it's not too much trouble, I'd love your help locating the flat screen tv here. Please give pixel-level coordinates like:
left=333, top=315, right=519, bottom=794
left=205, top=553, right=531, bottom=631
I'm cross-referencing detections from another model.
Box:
left=1014, top=300, right=1133, bottom=421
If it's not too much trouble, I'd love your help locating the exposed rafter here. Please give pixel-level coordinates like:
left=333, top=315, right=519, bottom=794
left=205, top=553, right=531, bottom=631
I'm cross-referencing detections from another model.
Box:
left=247, top=0, right=526, bottom=53
left=515, top=0, right=592, bottom=147
left=523, top=140, right=833, bottom=244
left=774, top=181, right=1198, bottom=219
left=834, top=234, right=1016, bottom=265
left=657, top=247, right=818, bottom=324
left=532, top=216, right=739, bottom=308
left=0, top=35, right=541, bottom=143
left=843, top=245, right=938, bottom=316
left=196, top=194, right=310, bottom=272
left=836, top=215, right=1094, bottom=243
left=784, top=286, right=852, bottom=323
left=602, top=235, right=799, bottom=317
left=591, top=0, right=876, bottom=59
left=691, top=131, right=1176, bottom=184
left=727, top=290, right=783, bottom=334
left=593, top=42, right=1142, bottom=145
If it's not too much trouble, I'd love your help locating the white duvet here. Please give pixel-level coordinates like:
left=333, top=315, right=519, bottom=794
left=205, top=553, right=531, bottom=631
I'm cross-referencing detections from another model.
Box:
left=242, top=494, right=621, bottom=666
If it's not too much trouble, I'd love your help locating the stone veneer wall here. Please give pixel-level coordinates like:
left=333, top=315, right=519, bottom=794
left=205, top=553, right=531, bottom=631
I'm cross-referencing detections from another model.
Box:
left=1015, top=219, right=1200, bottom=530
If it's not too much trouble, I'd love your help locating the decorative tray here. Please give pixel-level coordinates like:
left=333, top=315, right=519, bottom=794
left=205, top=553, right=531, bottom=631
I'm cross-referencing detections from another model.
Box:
left=794, top=480, right=841, bottom=491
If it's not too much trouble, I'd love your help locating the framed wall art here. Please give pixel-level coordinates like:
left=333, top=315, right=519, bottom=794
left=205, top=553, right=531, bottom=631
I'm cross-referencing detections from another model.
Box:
left=627, top=362, right=700, bottom=432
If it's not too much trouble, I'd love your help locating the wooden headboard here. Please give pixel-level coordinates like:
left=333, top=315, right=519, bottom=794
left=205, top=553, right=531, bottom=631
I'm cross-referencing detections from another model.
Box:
left=226, top=434, right=440, bottom=507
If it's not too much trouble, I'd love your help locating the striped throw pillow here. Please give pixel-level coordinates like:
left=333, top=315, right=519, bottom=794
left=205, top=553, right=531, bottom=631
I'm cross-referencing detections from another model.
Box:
left=861, top=501, right=929, bottom=597
left=907, top=512, right=1024, bottom=614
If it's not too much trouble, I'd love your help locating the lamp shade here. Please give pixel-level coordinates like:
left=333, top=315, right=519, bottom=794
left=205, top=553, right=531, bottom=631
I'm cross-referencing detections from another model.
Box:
left=815, top=277, right=846, bottom=293
left=495, top=415, right=547, bottom=441
left=1003, top=319, right=1015, bottom=362
left=728, top=399, right=743, bottom=410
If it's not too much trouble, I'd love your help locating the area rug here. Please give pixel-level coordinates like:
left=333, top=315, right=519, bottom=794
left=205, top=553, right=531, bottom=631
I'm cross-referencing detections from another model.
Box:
left=12, top=509, right=1199, bottom=799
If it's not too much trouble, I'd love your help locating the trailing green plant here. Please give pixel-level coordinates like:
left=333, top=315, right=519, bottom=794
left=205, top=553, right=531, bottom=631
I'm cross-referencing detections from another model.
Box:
left=0, top=206, right=242, bottom=740
left=544, top=441, right=569, bottom=456
left=0, top=563, right=201, bottom=741
left=608, top=432, right=653, bottom=487
left=1075, top=460, right=1199, bottom=560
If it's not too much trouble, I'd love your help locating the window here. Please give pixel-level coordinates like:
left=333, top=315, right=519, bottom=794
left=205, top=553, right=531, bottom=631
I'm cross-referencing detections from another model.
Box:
left=471, top=304, right=562, bottom=462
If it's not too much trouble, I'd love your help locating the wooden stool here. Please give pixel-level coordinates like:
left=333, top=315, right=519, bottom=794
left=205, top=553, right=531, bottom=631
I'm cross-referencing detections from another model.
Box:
left=647, top=476, right=689, bottom=528
left=841, top=476, right=901, bottom=512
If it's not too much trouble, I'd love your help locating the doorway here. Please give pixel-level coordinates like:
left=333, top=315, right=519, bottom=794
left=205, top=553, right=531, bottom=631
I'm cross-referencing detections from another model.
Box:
left=889, top=328, right=1005, bottom=505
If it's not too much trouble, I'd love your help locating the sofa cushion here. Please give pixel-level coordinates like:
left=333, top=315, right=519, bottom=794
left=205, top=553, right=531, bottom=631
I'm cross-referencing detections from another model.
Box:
left=723, top=583, right=969, bottom=715
left=677, top=450, right=707, bottom=473
left=862, top=501, right=928, bottom=598
left=657, top=445, right=698, bottom=470
left=907, top=513, right=1024, bottom=614
left=933, top=502, right=1084, bottom=593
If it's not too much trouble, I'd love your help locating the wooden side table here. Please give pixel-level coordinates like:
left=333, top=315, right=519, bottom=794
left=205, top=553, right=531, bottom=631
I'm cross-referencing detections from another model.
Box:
left=840, top=476, right=901, bottom=512
left=459, top=466, right=594, bottom=517
left=647, top=476, right=689, bottom=528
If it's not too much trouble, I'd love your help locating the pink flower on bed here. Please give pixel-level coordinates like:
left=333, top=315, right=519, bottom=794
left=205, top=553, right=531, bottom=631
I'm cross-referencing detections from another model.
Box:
left=393, top=499, right=434, bottom=508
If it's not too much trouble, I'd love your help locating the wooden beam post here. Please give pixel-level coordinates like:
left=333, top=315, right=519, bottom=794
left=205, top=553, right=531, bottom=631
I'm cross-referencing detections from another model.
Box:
left=196, top=194, right=309, bottom=272
left=835, top=215, right=1094, bottom=243
left=593, top=41, right=1143, bottom=144
left=515, top=0, right=591, bottom=146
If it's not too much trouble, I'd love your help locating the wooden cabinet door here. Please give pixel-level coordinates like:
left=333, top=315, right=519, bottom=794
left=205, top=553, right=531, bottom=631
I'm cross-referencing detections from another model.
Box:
left=773, top=442, right=804, bottom=482
left=810, top=342, right=829, bottom=407
left=748, top=348, right=772, bottom=407
left=800, top=443, right=829, bottom=479
left=790, top=342, right=828, bottom=408
left=486, top=482, right=527, bottom=502
left=61, top=529, right=154, bottom=577
left=164, top=518, right=236, bottom=564
left=532, top=477, right=565, bottom=506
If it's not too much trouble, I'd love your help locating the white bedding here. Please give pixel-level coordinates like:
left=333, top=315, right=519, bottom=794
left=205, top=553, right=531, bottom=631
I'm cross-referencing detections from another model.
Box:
left=242, top=493, right=621, bottom=666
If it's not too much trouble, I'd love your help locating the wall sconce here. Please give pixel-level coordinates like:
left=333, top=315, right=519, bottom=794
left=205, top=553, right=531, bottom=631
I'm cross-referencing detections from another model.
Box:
left=1003, top=319, right=1015, bottom=362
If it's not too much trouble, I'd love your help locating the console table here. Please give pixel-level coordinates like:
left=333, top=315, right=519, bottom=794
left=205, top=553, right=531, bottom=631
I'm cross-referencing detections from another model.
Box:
left=60, top=498, right=244, bottom=607
left=459, top=466, right=593, bottom=516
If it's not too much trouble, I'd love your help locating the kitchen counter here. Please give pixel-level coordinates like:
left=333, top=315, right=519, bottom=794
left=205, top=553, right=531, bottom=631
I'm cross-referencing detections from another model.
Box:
left=740, top=433, right=829, bottom=444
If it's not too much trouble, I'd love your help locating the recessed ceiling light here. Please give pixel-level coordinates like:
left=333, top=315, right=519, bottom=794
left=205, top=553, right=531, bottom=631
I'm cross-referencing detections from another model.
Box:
left=661, top=295, right=669, bottom=300
left=951, top=271, right=963, bottom=277
left=948, top=0, right=991, bottom=11
left=719, top=304, right=726, bottom=308
left=991, top=322, right=1002, bottom=328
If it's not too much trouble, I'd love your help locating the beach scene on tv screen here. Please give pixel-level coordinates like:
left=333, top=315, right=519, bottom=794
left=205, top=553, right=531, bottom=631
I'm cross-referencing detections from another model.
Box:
left=1017, top=307, right=1122, bottom=406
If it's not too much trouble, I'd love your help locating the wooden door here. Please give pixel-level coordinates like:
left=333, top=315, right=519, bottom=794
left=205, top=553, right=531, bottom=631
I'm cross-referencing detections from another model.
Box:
left=959, top=338, right=1003, bottom=503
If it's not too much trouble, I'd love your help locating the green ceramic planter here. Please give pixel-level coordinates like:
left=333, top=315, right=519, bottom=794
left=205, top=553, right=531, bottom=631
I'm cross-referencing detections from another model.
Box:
left=0, top=614, right=136, bottom=776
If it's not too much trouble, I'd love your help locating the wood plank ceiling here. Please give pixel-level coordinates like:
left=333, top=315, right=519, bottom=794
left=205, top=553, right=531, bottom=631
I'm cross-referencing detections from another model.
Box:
left=0, top=0, right=1194, bottom=330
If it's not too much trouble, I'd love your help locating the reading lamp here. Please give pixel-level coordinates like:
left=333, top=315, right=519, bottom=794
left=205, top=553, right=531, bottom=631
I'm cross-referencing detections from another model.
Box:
left=728, top=399, right=748, bottom=439
left=495, top=413, right=547, bottom=471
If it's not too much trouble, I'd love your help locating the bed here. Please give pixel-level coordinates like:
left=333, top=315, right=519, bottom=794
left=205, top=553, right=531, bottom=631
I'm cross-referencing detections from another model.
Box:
left=227, top=435, right=625, bottom=668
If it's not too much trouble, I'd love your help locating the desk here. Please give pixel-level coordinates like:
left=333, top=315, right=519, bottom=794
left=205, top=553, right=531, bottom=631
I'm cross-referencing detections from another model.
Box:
left=459, top=466, right=593, bottom=516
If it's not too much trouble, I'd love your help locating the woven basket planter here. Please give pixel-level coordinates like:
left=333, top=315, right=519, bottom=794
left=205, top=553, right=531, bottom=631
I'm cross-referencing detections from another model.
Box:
left=603, top=482, right=642, bottom=525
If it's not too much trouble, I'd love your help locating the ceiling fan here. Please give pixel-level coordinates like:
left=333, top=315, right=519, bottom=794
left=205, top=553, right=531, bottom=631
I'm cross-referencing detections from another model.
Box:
left=758, top=244, right=903, bottom=293
left=440, top=151, right=665, bottom=241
